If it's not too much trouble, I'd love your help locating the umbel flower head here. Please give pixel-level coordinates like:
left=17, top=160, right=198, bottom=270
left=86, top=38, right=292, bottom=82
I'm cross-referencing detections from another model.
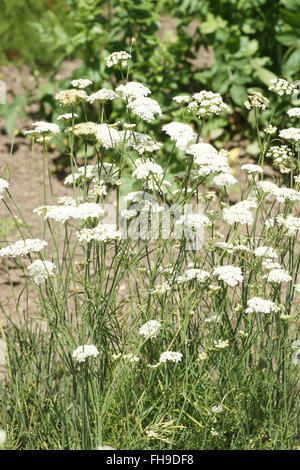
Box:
left=27, top=260, right=56, bottom=285
left=162, top=121, right=197, bottom=151
left=24, top=121, right=60, bottom=137
left=66, top=122, right=98, bottom=140
left=188, top=90, right=231, bottom=117
left=212, top=265, right=244, bottom=287
left=268, top=78, right=297, bottom=96
left=127, top=97, right=162, bottom=122
left=116, top=81, right=151, bottom=101
left=0, top=239, right=48, bottom=258
left=0, top=178, right=9, bottom=200
left=139, top=320, right=161, bottom=339
left=72, top=345, right=99, bottom=363
left=244, top=91, right=269, bottom=110
left=87, top=88, right=118, bottom=104
left=71, top=79, right=92, bottom=89
left=105, top=51, right=132, bottom=68
left=55, top=89, right=87, bottom=107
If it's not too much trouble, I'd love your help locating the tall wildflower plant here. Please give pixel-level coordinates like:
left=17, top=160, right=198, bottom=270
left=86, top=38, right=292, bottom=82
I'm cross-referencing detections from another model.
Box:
left=0, top=53, right=299, bottom=450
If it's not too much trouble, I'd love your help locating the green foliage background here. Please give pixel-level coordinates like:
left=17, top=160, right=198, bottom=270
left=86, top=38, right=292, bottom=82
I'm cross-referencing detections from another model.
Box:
left=0, top=0, right=299, bottom=136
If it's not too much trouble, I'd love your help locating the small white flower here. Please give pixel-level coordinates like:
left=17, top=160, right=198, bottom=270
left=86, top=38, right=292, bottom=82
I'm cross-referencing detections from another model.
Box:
left=57, top=113, right=78, bottom=120
left=127, top=97, right=162, bottom=122
left=287, top=107, right=300, bottom=118
left=0, top=178, right=9, bottom=200
left=55, top=89, right=87, bottom=106
left=245, top=297, right=280, bottom=314
left=0, top=239, right=47, bottom=258
left=214, top=339, right=229, bottom=350
left=268, top=78, right=297, bottom=96
left=105, top=51, right=132, bottom=68
left=72, top=345, right=99, bottom=362
left=0, top=430, right=7, bottom=446
left=211, top=405, right=223, bottom=414
left=266, top=268, right=292, bottom=284
left=279, top=127, right=300, bottom=142
left=27, top=260, right=56, bottom=285
left=139, top=320, right=161, bottom=339
left=188, top=90, right=231, bottom=117
left=162, top=121, right=196, bottom=151
left=116, top=81, right=151, bottom=100
left=212, top=173, right=237, bottom=187
left=71, top=79, right=92, bottom=89
left=213, top=265, right=243, bottom=287
left=241, top=164, right=263, bottom=174
left=173, top=95, right=191, bottom=105
left=253, top=246, right=278, bottom=259
left=87, top=89, right=118, bottom=103
left=159, top=351, right=183, bottom=363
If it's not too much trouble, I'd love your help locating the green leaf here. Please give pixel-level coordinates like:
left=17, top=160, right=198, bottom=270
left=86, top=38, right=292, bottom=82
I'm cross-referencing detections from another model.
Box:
left=252, top=60, right=277, bottom=86
left=282, top=48, right=300, bottom=75
left=230, top=84, right=248, bottom=106
left=280, top=8, right=300, bottom=27
left=276, top=32, right=300, bottom=46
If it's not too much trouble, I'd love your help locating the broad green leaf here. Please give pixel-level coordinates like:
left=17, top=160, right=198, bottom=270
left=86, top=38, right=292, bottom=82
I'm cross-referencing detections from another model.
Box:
left=230, top=84, right=248, bottom=106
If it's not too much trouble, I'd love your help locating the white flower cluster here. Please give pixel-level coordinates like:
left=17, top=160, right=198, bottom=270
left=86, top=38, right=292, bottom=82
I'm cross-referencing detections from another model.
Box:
left=67, top=121, right=98, bottom=139
left=162, top=122, right=196, bottom=151
left=187, top=144, right=231, bottom=176
left=257, top=181, right=300, bottom=203
left=57, top=113, right=78, bottom=121
left=276, top=214, right=300, bottom=236
left=279, top=127, right=300, bottom=142
left=24, top=121, right=60, bottom=137
left=149, top=282, right=171, bottom=295
left=0, top=239, right=47, bottom=258
left=64, top=163, right=117, bottom=186
left=0, top=178, right=9, bottom=200
left=245, top=297, right=280, bottom=314
left=87, top=89, right=118, bottom=104
left=268, top=78, right=297, bottom=96
left=188, top=90, right=231, bottom=117
left=216, top=242, right=251, bottom=254
left=132, top=159, right=164, bottom=180
left=175, top=268, right=210, bottom=284
left=266, top=268, right=292, bottom=284
left=55, top=89, right=87, bottom=106
left=116, top=81, right=151, bottom=100
left=71, top=79, right=92, bottom=89
left=241, top=164, right=263, bottom=174
left=139, top=320, right=161, bottom=339
left=27, top=260, right=56, bottom=285
left=223, top=200, right=256, bottom=226
left=77, top=224, right=122, bottom=243
left=212, top=173, right=237, bottom=187
left=96, top=124, right=122, bottom=149
left=253, top=246, right=278, bottom=259
left=266, top=145, right=295, bottom=174
left=173, top=95, right=191, bottom=105
left=244, top=92, right=269, bottom=110
left=33, top=202, right=104, bottom=224
left=105, top=51, right=132, bottom=68
left=214, top=339, right=229, bottom=350
left=122, top=131, right=162, bottom=154
left=287, top=107, right=300, bottom=117
left=72, top=345, right=99, bottom=362
left=127, top=97, right=162, bottom=122
left=212, top=265, right=243, bottom=287
left=264, top=125, right=277, bottom=135
left=175, top=213, right=212, bottom=229
left=159, top=351, right=183, bottom=363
